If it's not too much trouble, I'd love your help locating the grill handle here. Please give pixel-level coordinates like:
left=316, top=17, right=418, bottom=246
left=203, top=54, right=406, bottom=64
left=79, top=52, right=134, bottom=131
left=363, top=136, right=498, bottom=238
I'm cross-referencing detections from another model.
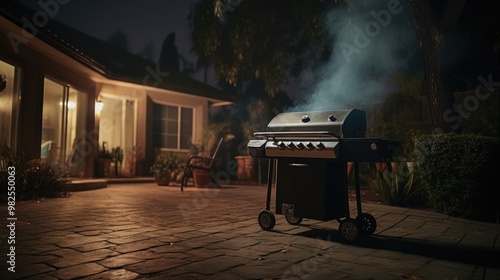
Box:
left=254, top=131, right=340, bottom=138
left=288, top=163, right=310, bottom=168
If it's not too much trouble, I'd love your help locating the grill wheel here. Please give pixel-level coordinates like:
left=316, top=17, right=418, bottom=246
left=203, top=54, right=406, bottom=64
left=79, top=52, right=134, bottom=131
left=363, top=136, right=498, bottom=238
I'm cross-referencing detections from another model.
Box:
left=285, top=215, right=303, bottom=225
left=356, top=213, right=377, bottom=236
left=258, top=210, right=276, bottom=231
left=339, top=218, right=360, bottom=242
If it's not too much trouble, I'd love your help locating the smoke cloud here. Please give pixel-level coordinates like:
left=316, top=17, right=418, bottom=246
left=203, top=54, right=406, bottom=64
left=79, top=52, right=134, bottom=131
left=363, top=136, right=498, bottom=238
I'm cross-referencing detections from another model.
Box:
left=290, top=0, right=416, bottom=112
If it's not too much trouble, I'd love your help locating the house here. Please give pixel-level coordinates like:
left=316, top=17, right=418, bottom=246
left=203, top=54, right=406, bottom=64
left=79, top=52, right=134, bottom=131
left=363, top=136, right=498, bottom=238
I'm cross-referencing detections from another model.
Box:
left=0, top=1, right=235, bottom=178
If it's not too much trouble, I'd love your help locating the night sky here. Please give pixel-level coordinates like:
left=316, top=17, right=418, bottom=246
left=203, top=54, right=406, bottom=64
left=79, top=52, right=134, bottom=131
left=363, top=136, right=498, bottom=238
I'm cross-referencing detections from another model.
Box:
left=17, top=0, right=215, bottom=86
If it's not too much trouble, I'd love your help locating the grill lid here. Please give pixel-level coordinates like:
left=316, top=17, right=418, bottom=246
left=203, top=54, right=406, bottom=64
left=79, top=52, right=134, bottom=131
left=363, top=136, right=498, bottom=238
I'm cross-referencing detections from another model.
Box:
left=266, top=109, right=366, bottom=138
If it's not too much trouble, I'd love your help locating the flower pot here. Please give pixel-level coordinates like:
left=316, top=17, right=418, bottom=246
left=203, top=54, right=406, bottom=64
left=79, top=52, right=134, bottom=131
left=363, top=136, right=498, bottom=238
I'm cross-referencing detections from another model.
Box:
left=244, top=156, right=255, bottom=181
left=96, top=158, right=112, bottom=178
left=235, top=156, right=247, bottom=181
left=193, top=169, right=214, bottom=188
left=235, top=155, right=255, bottom=181
left=156, top=177, right=170, bottom=186
left=347, top=162, right=354, bottom=176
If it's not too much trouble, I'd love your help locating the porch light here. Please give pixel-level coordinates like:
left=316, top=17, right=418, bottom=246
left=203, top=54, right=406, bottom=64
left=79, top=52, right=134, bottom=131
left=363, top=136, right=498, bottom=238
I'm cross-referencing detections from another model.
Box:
left=95, top=99, right=104, bottom=113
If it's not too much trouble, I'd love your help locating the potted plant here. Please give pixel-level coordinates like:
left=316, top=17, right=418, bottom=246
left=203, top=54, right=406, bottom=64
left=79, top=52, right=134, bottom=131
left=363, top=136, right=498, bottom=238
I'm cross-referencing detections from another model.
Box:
left=150, top=151, right=182, bottom=186
left=96, top=141, right=113, bottom=177
left=236, top=120, right=259, bottom=182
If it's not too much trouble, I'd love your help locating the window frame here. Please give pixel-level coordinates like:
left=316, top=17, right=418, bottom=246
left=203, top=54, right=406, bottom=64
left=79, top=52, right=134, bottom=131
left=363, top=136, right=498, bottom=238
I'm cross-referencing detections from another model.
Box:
left=152, top=102, right=195, bottom=151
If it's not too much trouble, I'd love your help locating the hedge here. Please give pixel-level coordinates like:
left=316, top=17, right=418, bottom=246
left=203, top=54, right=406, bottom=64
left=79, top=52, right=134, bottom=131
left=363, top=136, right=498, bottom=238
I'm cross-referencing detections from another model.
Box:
left=413, top=133, right=500, bottom=222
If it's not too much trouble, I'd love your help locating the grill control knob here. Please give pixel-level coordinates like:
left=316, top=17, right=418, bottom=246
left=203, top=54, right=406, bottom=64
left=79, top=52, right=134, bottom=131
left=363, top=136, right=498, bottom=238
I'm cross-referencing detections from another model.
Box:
left=286, top=142, right=294, bottom=149
left=294, top=142, right=304, bottom=149
left=328, top=115, right=337, bottom=122
left=301, top=115, right=310, bottom=123
left=370, top=143, right=378, bottom=151
left=305, top=142, right=314, bottom=150
left=315, top=142, right=325, bottom=150
left=277, top=141, right=286, bottom=149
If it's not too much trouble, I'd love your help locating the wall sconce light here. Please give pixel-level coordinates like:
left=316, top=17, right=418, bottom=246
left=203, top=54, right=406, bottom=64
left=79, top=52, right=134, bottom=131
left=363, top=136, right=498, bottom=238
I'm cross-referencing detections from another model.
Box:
left=95, top=98, right=104, bottom=113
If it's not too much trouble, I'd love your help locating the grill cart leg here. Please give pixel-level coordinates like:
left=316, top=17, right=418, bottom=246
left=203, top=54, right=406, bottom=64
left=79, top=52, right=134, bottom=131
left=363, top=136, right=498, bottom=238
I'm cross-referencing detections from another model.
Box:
left=354, top=161, right=362, bottom=216
left=258, top=159, right=276, bottom=231
left=338, top=161, right=360, bottom=242
left=265, top=159, right=274, bottom=211
left=353, top=161, right=377, bottom=236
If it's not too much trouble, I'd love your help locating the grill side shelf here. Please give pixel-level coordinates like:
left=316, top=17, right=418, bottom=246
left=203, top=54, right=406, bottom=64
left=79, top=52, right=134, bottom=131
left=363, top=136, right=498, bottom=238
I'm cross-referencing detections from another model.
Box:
left=341, top=138, right=400, bottom=162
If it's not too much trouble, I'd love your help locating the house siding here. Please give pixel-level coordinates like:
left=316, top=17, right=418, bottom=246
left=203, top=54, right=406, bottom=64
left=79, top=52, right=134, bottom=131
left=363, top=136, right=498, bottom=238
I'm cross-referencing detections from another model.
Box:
left=1, top=14, right=228, bottom=178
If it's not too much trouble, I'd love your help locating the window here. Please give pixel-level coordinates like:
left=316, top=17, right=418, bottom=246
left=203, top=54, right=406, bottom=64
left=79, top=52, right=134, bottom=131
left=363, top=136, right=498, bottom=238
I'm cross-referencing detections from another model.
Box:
left=0, top=59, right=21, bottom=150
left=153, top=103, right=193, bottom=150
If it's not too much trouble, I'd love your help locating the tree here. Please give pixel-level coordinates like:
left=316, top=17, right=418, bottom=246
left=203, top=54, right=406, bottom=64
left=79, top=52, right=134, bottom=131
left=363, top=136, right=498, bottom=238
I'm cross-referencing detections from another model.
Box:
left=159, top=32, right=180, bottom=72
left=189, top=0, right=334, bottom=96
left=404, top=0, right=467, bottom=133
left=190, top=0, right=498, bottom=133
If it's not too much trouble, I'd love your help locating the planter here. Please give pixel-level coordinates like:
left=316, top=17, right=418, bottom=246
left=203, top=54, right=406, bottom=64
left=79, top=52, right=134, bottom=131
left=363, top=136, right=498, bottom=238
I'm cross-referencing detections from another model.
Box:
left=244, top=156, right=255, bottom=181
left=96, top=158, right=112, bottom=178
left=193, top=169, right=214, bottom=188
left=235, top=155, right=255, bottom=181
left=155, top=177, right=170, bottom=186
left=347, top=162, right=354, bottom=176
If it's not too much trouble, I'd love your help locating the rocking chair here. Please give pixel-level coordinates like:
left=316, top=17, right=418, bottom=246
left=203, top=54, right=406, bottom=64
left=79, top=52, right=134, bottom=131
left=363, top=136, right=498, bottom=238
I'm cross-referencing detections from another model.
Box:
left=180, top=138, right=224, bottom=191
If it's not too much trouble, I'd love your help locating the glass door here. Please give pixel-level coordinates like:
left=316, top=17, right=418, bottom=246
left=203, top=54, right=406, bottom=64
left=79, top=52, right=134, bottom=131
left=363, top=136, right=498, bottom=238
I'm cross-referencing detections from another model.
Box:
left=41, top=78, right=87, bottom=175
left=99, top=96, right=136, bottom=176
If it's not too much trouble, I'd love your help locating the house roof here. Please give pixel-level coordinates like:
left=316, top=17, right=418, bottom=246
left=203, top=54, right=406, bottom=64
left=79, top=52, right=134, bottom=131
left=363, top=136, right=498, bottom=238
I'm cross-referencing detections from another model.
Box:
left=0, top=1, right=236, bottom=104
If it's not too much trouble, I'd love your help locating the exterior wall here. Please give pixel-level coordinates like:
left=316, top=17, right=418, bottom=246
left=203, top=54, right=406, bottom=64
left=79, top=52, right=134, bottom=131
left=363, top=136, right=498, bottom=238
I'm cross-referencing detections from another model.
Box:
left=1, top=17, right=212, bottom=178
left=95, top=84, right=211, bottom=176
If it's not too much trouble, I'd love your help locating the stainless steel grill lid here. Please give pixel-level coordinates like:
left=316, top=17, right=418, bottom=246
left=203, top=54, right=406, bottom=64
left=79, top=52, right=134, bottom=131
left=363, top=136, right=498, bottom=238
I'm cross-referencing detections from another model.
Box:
left=266, top=109, right=366, bottom=138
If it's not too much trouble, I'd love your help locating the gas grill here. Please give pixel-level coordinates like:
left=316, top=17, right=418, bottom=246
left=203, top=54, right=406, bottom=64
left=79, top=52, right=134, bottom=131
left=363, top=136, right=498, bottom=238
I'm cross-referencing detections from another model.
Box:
left=247, top=109, right=399, bottom=242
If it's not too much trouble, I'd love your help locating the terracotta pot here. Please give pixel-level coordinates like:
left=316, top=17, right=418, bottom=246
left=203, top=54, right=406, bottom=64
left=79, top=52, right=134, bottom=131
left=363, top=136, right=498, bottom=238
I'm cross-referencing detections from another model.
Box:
left=193, top=169, right=213, bottom=188
left=347, top=162, right=354, bottom=176
left=96, top=158, right=112, bottom=178
left=243, top=156, right=255, bottom=180
left=235, top=155, right=256, bottom=181
left=235, top=156, right=247, bottom=181
left=155, top=176, right=170, bottom=186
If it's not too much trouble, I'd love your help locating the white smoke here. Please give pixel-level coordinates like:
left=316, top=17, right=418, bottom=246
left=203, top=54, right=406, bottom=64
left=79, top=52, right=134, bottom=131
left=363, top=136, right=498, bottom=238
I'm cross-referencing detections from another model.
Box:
left=291, top=0, right=416, bottom=111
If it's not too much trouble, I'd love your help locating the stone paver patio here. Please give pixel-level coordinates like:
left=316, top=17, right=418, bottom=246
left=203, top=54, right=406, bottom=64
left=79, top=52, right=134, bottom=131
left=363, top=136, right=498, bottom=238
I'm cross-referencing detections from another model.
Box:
left=1, top=183, right=499, bottom=279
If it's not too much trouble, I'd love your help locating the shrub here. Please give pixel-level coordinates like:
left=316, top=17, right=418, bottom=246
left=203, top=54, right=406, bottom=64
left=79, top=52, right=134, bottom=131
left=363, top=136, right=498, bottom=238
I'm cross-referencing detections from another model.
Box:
left=19, top=160, right=69, bottom=200
left=414, top=133, right=500, bottom=222
left=1, top=143, right=69, bottom=201
left=374, top=162, right=426, bottom=207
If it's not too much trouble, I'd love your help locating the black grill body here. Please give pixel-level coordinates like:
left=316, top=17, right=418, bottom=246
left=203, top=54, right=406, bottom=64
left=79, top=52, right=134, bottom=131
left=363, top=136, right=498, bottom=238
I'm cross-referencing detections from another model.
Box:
left=275, top=159, right=346, bottom=220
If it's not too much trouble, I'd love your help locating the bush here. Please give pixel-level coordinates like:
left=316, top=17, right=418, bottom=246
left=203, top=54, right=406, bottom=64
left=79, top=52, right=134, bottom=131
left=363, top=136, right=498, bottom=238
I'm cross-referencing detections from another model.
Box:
left=374, top=162, right=426, bottom=207
left=414, top=133, right=500, bottom=222
left=19, top=160, right=69, bottom=200
left=1, top=143, right=69, bottom=201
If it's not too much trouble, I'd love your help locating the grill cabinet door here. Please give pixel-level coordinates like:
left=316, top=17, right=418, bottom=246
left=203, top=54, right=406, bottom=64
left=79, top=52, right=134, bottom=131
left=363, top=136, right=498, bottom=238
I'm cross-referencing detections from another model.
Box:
left=275, top=158, right=347, bottom=221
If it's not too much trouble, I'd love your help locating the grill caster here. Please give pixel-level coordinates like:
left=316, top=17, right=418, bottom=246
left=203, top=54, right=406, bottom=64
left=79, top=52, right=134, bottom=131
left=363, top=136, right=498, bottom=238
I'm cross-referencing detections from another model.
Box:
left=339, top=218, right=360, bottom=242
left=285, top=215, right=303, bottom=225
left=258, top=210, right=276, bottom=230
left=356, top=213, right=377, bottom=236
